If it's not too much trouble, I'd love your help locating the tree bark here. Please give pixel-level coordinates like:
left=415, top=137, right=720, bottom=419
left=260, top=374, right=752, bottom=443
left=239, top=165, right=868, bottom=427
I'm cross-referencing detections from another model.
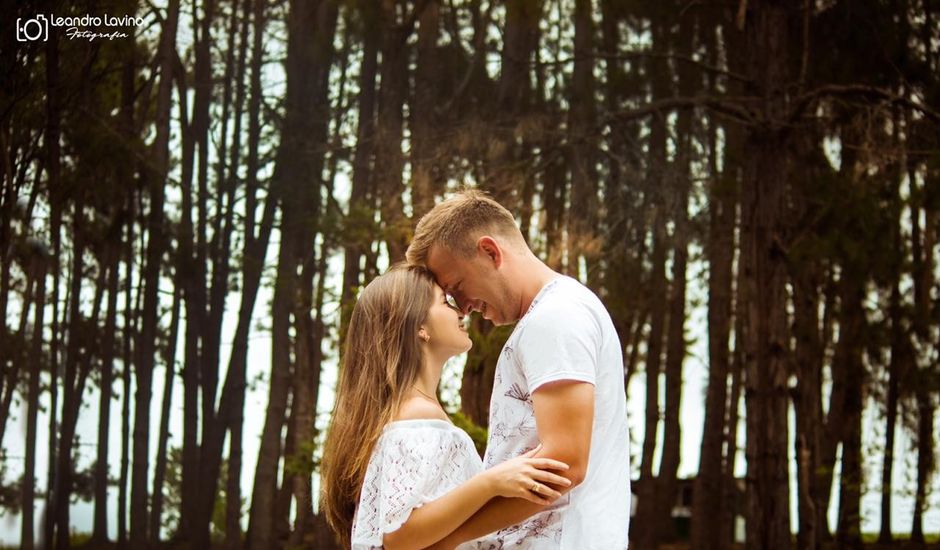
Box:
left=118, top=193, right=140, bottom=549
left=692, top=129, right=736, bottom=550
left=21, top=256, right=47, bottom=550
left=246, top=1, right=337, bottom=547
left=567, top=0, right=598, bottom=281
left=910, top=192, right=935, bottom=544
left=633, top=210, right=667, bottom=549
left=56, top=196, right=110, bottom=549
left=878, top=111, right=907, bottom=546
left=339, top=0, right=378, bottom=344
left=52, top=192, right=88, bottom=550
left=633, top=20, right=671, bottom=544
left=131, top=1, right=179, bottom=544
left=374, top=0, right=412, bottom=262
left=224, top=3, right=252, bottom=547
left=834, top=273, right=864, bottom=548
left=739, top=2, right=793, bottom=547
left=411, top=0, right=442, bottom=218
left=42, top=25, right=63, bottom=550
left=92, top=238, right=122, bottom=544
left=484, top=0, right=541, bottom=207
left=149, top=286, right=181, bottom=540
left=653, top=12, right=696, bottom=543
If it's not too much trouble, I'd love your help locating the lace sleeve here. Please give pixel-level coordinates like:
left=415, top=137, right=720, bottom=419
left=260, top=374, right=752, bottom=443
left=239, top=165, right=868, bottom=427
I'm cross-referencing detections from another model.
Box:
left=351, top=421, right=482, bottom=549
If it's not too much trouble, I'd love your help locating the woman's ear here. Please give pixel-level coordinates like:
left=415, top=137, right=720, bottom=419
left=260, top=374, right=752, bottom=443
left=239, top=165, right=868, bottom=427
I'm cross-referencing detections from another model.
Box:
left=418, top=327, right=430, bottom=343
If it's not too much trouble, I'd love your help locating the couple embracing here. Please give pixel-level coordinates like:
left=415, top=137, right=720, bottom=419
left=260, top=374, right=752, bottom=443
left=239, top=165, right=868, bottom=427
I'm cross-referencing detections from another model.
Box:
left=320, top=191, right=631, bottom=549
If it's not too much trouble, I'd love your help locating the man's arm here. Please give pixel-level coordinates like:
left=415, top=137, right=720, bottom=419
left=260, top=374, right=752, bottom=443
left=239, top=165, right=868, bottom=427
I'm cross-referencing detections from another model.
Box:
left=430, top=381, right=594, bottom=549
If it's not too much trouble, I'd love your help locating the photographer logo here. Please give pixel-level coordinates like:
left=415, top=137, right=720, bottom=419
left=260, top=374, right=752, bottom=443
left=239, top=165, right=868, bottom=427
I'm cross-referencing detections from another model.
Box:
left=14, top=13, right=142, bottom=42
left=16, top=14, right=48, bottom=42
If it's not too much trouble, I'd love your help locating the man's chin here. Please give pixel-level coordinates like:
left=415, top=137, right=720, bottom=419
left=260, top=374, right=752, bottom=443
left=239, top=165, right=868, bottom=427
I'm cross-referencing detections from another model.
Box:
left=485, top=315, right=512, bottom=327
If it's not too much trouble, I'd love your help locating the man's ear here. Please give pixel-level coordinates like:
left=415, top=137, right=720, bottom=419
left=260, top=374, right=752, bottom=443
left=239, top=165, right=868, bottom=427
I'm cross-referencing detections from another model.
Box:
left=476, top=236, right=502, bottom=268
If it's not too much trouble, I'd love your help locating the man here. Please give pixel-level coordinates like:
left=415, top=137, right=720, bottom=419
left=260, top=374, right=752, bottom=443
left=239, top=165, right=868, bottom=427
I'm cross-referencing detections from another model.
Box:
left=406, top=190, right=631, bottom=549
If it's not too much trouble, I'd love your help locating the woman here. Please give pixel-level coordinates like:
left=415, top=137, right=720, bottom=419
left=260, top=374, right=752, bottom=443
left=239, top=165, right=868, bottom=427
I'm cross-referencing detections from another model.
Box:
left=320, top=265, right=570, bottom=549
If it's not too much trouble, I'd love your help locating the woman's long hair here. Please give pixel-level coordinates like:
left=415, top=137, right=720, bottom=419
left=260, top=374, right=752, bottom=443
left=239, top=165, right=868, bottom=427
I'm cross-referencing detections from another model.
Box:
left=320, top=264, right=437, bottom=546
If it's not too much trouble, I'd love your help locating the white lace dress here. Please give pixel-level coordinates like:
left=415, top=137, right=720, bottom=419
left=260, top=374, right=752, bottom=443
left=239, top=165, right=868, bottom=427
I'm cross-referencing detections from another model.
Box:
left=351, top=419, right=484, bottom=549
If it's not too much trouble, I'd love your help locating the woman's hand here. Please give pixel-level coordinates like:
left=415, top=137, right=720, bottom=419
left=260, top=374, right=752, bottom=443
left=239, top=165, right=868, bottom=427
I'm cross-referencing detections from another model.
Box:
left=483, top=445, right=571, bottom=505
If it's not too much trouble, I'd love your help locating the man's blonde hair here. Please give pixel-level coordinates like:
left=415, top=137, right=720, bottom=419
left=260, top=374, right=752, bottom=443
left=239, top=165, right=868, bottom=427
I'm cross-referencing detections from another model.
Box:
left=406, top=189, right=524, bottom=266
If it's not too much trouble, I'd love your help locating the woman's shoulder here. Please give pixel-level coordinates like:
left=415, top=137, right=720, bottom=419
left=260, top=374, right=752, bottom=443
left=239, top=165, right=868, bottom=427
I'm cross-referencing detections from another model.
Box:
left=394, top=396, right=450, bottom=422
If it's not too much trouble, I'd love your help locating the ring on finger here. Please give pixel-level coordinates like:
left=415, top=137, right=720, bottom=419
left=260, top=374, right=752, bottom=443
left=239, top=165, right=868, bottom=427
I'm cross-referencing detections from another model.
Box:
left=531, top=483, right=540, bottom=493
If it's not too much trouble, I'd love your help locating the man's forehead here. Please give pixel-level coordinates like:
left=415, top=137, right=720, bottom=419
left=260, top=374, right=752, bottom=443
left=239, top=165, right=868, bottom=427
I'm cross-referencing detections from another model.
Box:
left=426, top=245, right=461, bottom=288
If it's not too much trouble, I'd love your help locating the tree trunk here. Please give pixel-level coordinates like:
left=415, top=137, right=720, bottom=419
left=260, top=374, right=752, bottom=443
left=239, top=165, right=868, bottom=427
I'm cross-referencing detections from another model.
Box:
left=567, top=0, right=598, bottom=280
left=484, top=0, right=541, bottom=207
left=633, top=210, right=667, bottom=549
left=878, top=113, right=908, bottom=546
left=53, top=191, right=90, bottom=550
left=287, top=5, right=335, bottom=538
left=834, top=273, right=864, bottom=548
left=21, top=257, right=47, bottom=550
left=375, top=0, right=412, bottom=262
left=0, top=250, right=33, bottom=446
left=339, top=0, right=378, bottom=344
left=56, top=225, right=108, bottom=550
left=633, top=20, right=670, bottom=543
left=910, top=385, right=934, bottom=543
left=93, top=23, right=137, bottom=543
left=149, top=286, right=181, bottom=540
left=274, top=400, right=298, bottom=543
left=816, top=134, right=862, bottom=545
left=740, top=2, right=792, bottom=547
left=692, top=132, right=736, bottom=550
left=42, top=25, right=63, bottom=550
left=118, top=194, right=140, bottom=549
left=411, top=0, right=442, bottom=218
left=785, top=131, right=827, bottom=550
left=723, top=298, right=745, bottom=548
left=246, top=1, right=337, bottom=547
left=193, top=7, right=221, bottom=522
left=791, top=261, right=823, bottom=550
left=224, top=3, right=252, bottom=548
left=654, top=12, right=696, bottom=543
left=131, top=0, right=180, bottom=543
left=287, top=248, right=322, bottom=546
left=910, top=195, right=935, bottom=544
left=92, top=239, right=122, bottom=544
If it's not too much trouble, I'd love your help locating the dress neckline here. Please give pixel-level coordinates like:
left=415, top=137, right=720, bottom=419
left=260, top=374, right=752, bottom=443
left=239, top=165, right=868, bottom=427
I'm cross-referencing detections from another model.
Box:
left=384, top=418, right=455, bottom=430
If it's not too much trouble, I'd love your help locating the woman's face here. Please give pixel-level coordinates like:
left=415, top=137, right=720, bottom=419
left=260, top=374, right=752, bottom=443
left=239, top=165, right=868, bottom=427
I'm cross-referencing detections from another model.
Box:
left=423, top=284, right=472, bottom=358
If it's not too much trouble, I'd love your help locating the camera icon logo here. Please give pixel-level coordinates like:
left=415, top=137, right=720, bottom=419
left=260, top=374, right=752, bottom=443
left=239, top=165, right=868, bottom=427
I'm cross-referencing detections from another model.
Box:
left=16, top=14, right=49, bottom=42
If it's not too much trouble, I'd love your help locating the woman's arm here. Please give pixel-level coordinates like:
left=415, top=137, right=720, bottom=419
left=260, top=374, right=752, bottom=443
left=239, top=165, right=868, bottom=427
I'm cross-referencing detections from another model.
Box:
left=382, top=468, right=493, bottom=550
left=382, top=453, right=570, bottom=550
left=381, top=399, right=570, bottom=550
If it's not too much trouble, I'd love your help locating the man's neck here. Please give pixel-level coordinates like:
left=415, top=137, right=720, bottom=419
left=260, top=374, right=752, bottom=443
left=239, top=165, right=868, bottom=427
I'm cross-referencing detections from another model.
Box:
left=517, top=257, right=559, bottom=319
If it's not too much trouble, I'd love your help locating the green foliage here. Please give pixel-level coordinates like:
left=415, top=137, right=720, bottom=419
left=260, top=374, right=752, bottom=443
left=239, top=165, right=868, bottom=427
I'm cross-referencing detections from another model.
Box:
left=162, top=447, right=184, bottom=535
left=163, top=446, right=242, bottom=541
left=285, top=438, right=319, bottom=477
left=0, top=460, right=22, bottom=516
left=449, top=410, right=488, bottom=456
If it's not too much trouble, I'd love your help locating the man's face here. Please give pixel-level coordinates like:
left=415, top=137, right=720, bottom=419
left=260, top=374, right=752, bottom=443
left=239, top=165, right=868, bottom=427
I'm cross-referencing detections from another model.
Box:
left=426, top=241, right=518, bottom=326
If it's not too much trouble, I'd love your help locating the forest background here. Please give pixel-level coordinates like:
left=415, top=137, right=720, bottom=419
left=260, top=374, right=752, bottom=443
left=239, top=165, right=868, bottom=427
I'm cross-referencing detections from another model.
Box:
left=1, top=0, right=939, bottom=548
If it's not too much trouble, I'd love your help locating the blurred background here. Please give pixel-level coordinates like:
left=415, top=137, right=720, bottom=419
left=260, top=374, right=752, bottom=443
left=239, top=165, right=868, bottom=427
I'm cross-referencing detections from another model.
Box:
left=0, top=0, right=938, bottom=548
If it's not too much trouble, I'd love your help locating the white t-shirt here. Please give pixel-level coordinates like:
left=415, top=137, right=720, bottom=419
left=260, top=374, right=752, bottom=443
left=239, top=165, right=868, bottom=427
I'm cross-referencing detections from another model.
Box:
left=478, top=276, right=631, bottom=549
left=351, top=419, right=484, bottom=549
